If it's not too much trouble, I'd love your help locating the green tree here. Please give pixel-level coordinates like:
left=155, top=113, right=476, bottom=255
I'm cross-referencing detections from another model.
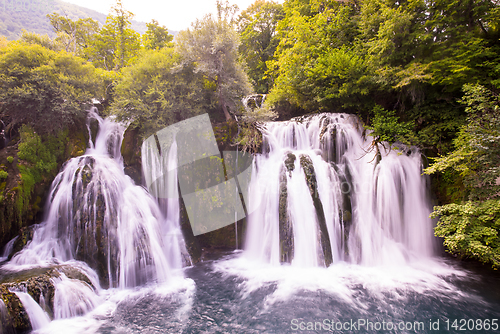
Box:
left=266, top=0, right=365, bottom=112
left=20, top=30, right=63, bottom=51
left=237, top=0, right=284, bottom=93
left=112, top=48, right=213, bottom=137
left=176, top=2, right=252, bottom=121
left=47, top=12, right=100, bottom=55
left=0, top=43, right=105, bottom=135
left=143, top=19, right=173, bottom=50
left=84, top=0, right=141, bottom=70
left=426, top=84, right=500, bottom=267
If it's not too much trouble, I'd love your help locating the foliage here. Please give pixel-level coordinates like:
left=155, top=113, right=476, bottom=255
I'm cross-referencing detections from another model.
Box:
left=234, top=103, right=277, bottom=153
left=16, top=125, right=66, bottom=223
left=83, top=0, right=141, bottom=71
left=237, top=0, right=284, bottom=93
left=368, top=105, right=415, bottom=146
left=20, top=30, right=63, bottom=51
left=0, top=170, right=7, bottom=180
left=261, top=0, right=500, bottom=153
left=425, top=84, right=500, bottom=201
left=143, top=20, right=173, bottom=50
left=266, top=0, right=364, bottom=112
left=176, top=4, right=251, bottom=121
left=111, top=48, right=213, bottom=138
left=426, top=84, right=500, bottom=267
left=47, top=12, right=99, bottom=54
left=6, top=156, right=14, bottom=164
left=431, top=200, right=500, bottom=268
left=0, top=0, right=147, bottom=41
left=0, top=43, right=105, bottom=135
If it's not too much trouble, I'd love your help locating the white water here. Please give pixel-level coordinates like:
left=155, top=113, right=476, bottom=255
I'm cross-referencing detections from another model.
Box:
left=0, top=235, right=18, bottom=262
left=52, top=273, right=102, bottom=320
left=11, top=290, right=51, bottom=330
left=245, top=113, right=436, bottom=267
left=7, top=110, right=184, bottom=288
left=141, top=137, right=189, bottom=267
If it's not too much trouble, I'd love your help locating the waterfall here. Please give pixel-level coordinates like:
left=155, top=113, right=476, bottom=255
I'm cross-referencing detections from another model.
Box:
left=11, top=290, right=51, bottom=330
left=141, top=137, right=190, bottom=267
left=7, top=110, right=185, bottom=288
left=0, top=236, right=18, bottom=262
left=52, top=273, right=101, bottom=319
left=245, top=113, right=435, bottom=267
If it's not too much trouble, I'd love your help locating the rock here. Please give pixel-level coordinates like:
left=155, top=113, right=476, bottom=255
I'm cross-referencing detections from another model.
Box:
left=121, top=125, right=142, bottom=185
left=299, top=154, right=333, bottom=267
left=0, top=122, right=90, bottom=257
left=283, top=152, right=296, bottom=174
left=279, top=165, right=294, bottom=264
left=0, top=264, right=95, bottom=333
left=0, top=285, right=30, bottom=333
left=333, top=163, right=353, bottom=257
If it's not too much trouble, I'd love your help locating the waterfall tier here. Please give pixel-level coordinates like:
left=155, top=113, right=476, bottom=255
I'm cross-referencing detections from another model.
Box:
left=245, top=113, right=435, bottom=267
left=7, top=111, right=185, bottom=289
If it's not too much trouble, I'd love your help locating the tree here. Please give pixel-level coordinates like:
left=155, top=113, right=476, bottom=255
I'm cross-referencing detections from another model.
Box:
left=0, top=43, right=105, bottom=135
left=426, top=84, right=500, bottom=268
left=84, top=0, right=141, bottom=71
left=143, top=19, right=173, bottom=50
left=237, top=0, right=284, bottom=93
left=176, top=2, right=252, bottom=122
left=266, top=0, right=364, bottom=112
left=111, top=48, right=213, bottom=138
left=47, top=12, right=99, bottom=55
left=20, top=30, right=63, bottom=51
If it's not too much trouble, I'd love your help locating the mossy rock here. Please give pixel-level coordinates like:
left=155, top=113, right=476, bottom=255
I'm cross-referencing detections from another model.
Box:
left=0, top=264, right=96, bottom=328
left=0, top=285, right=31, bottom=333
left=283, top=152, right=296, bottom=174
left=299, top=154, right=333, bottom=267
left=89, top=118, right=99, bottom=147
left=121, top=125, right=142, bottom=185
left=279, top=165, right=294, bottom=264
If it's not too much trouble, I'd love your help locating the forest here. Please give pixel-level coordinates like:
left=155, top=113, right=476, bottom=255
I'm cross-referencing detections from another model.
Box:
left=0, top=0, right=499, bottom=269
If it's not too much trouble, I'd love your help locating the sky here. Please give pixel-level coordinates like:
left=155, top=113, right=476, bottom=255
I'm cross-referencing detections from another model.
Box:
left=61, top=0, right=282, bottom=32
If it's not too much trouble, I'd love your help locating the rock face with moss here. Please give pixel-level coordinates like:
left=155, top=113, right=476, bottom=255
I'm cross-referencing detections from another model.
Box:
left=121, top=125, right=143, bottom=185
left=0, top=124, right=89, bottom=254
left=0, top=265, right=96, bottom=333
left=333, top=164, right=353, bottom=257
left=279, top=153, right=296, bottom=263
left=70, top=157, right=115, bottom=287
left=299, top=154, right=333, bottom=267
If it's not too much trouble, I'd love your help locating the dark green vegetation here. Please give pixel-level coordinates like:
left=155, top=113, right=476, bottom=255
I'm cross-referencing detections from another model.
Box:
left=0, top=0, right=499, bottom=268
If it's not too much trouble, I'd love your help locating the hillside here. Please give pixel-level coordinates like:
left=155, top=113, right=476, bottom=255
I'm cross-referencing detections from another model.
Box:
left=0, top=0, right=156, bottom=40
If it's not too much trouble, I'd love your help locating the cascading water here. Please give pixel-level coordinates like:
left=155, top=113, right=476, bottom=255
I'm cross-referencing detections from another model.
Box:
left=245, top=113, right=436, bottom=267
left=0, top=235, right=18, bottom=262
left=11, top=290, right=51, bottom=330
left=7, top=110, right=185, bottom=288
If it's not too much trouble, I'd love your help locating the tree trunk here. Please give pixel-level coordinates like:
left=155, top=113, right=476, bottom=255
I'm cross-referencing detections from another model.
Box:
left=218, top=88, right=232, bottom=122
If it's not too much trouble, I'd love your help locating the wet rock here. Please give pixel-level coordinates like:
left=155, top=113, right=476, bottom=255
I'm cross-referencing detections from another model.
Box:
left=121, top=125, right=142, bottom=185
left=0, top=285, right=30, bottom=333
left=283, top=152, right=296, bottom=175
left=333, top=163, right=353, bottom=257
left=299, top=154, right=333, bottom=267
left=279, top=165, right=294, bottom=264
left=0, top=265, right=94, bottom=333
left=9, top=226, right=35, bottom=261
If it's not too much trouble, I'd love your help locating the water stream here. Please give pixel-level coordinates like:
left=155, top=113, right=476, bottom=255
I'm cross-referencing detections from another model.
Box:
left=1, top=112, right=499, bottom=333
